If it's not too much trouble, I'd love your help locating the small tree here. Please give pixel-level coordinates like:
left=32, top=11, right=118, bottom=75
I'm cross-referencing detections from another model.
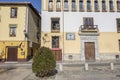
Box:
left=32, top=47, right=56, bottom=77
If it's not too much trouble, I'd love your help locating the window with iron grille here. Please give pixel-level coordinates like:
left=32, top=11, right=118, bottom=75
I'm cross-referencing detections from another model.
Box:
left=79, top=0, right=84, bottom=11
left=52, top=36, right=59, bottom=48
left=10, top=8, right=17, bottom=18
left=72, top=0, right=76, bottom=11
left=109, top=0, right=114, bottom=11
left=48, top=0, right=53, bottom=11
left=51, top=18, right=60, bottom=32
left=9, top=24, right=17, bottom=37
left=117, top=1, right=120, bottom=11
left=94, top=0, right=99, bottom=11
left=102, top=0, right=106, bottom=12
left=118, top=39, right=120, bottom=51
left=87, top=0, right=91, bottom=12
left=56, top=0, right=61, bottom=11
left=64, top=0, right=68, bottom=11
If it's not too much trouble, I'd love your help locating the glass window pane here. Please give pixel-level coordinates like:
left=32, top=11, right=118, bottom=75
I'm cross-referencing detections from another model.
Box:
left=9, top=25, right=16, bottom=37
left=52, top=36, right=59, bottom=48
left=94, top=0, right=99, bottom=11
left=87, top=0, right=91, bottom=11
left=51, top=18, right=60, bottom=31
left=109, top=0, right=114, bottom=11
left=72, top=0, right=76, bottom=11
left=102, top=0, right=106, bottom=11
left=64, top=0, right=68, bottom=11
left=79, top=0, right=84, bottom=11
left=48, top=0, right=53, bottom=11
left=117, top=1, right=120, bottom=11
left=11, top=8, right=17, bottom=18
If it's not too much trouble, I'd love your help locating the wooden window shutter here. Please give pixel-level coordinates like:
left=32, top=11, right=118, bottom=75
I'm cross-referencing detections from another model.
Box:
left=117, top=19, right=120, bottom=32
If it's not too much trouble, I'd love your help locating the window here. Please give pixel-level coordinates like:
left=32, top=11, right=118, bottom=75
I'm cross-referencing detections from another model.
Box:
left=51, top=18, right=60, bottom=32
left=79, top=0, right=84, bottom=11
left=109, top=0, right=114, bottom=11
left=87, top=0, right=91, bottom=12
left=94, top=0, right=99, bottom=11
left=10, top=8, right=17, bottom=18
left=0, top=15, right=1, bottom=22
left=52, top=36, right=59, bottom=48
left=64, top=0, right=68, bottom=11
left=48, top=0, right=53, bottom=11
left=117, top=1, right=120, bottom=11
left=56, top=0, right=61, bottom=11
left=83, top=18, right=94, bottom=28
left=72, top=0, right=76, bottom=11
left=102, top=0, right=106, bottom=11
left=9, top=24, right=17, bottom=37
left=119, top=40, right=120, bottom=51
left=66, top=33, right=75, bottom=40
left=117, top=18, right=120, bottom=32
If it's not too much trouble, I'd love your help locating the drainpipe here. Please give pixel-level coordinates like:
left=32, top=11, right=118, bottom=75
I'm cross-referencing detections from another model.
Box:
left=62, top=0, right=64, bottom=62
left=24, top=5, right=29, bottom=61
left=25, top=4, right=29, bottom=41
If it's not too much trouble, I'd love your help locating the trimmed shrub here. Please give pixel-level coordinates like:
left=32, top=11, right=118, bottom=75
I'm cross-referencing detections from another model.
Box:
left=32, top=47, right=56, bottom=77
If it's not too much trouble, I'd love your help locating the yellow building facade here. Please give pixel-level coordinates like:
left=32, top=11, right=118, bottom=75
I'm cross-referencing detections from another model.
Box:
left=0, top=2, right=41, bottom=62
left=41, top=0, right=120, bottom=61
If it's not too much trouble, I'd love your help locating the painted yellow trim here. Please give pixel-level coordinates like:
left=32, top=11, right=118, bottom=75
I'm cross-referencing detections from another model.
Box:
left=41, top=32, right=120, bottom=55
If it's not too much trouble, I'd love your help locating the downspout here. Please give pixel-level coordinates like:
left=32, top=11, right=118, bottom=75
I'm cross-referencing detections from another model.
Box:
left=24, top=5, right=29, bottom=61
left=25, top=6, right=29, bottom=41
left=62, top=0, right=64, bottom=61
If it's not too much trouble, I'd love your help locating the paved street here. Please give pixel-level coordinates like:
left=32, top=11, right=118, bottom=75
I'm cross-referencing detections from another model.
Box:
left=24, top=65, right=120, bottom=80
left=0, top=68, right=32, bottom=80
left=0, top=62, right=120, bottom=80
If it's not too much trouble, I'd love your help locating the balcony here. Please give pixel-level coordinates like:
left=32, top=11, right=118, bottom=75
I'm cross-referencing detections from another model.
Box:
left=78, top=25, right=99, bottom=35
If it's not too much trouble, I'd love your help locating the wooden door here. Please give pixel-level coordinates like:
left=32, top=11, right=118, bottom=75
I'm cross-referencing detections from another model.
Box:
left=7, top=47, right=18, bottom=61
left=52, top=50, right=62, bottom=61
left=85, top=42, right=95, bottom=61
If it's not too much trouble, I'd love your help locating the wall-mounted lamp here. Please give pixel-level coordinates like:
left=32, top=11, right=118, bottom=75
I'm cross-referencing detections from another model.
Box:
left=24, top=30, right=28, bottom=38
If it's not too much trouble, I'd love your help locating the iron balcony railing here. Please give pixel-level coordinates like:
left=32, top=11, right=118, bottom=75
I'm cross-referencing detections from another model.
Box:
left=79, top=25, right=99, bottom=32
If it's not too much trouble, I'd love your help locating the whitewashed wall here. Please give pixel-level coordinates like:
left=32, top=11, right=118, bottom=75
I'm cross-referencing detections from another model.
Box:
left=42, top=11, right=120, bottom=32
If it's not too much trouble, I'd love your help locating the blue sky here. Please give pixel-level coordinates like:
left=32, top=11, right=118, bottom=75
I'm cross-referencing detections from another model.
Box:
left=0, top=0, right=41, bottom=12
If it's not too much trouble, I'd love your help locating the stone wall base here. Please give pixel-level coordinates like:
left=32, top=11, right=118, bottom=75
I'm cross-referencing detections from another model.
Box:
left=63, top=53, right=120, bottom=61
left=63, top=54, right=80, bottom=61
left=99, top=53, right=120, bottom=61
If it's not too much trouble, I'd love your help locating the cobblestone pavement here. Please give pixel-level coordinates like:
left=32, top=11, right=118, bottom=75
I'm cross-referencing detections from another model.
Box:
left=0, top=64, right=120, bottom=80
left=24, top=65, right=120, bottom=80
left=0, top=68, right=32, bottom=80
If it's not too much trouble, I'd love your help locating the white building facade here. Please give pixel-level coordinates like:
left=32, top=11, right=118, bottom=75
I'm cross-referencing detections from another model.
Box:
left=41, top=0, right=120, bottom=61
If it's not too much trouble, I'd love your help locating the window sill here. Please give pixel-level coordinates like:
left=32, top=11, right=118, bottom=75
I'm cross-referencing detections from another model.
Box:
left=117, top=10, right=120, bottom=12
left=51, top=48, right=62, bottom=50
left=95, top=10, right=100, bottom=12
left=79, top=10, right=84, bottom=12
left=51, top=30, right=60, bottom=33
left=102, top=10, right=107, bottom=12
left=9, top=36, right=16, bottom=37
left=10, top=17, right=17, bottom=18
left=110, top=10, right=114, bottom=12
left=87, top=10, right=92, bottom=12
